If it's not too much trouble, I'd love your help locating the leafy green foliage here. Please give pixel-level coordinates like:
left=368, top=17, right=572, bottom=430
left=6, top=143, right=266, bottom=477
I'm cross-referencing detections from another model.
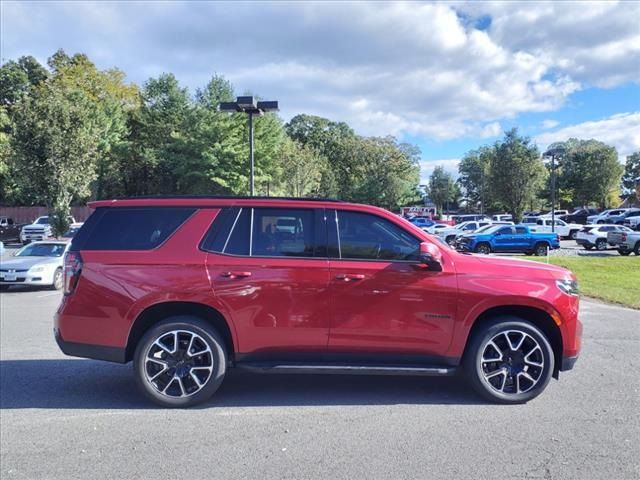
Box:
left=488, top=129, right=546, bottom=223
left=428, top=166, right=457, bottom=215
left=555, top=139, right=623, bottom=208
left=622, top=151, right=640, bottom=193
left=11, top=81, right=103, bottom=235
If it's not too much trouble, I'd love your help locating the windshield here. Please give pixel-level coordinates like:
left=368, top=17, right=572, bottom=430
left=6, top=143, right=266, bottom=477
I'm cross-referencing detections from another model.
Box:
left=479, top=225, right=504, bottom=235
left=35, top=217, right=49, bottom=224
left=16, top=243, right=66, bottom=257
left=63, top=227, right=81, bottom=237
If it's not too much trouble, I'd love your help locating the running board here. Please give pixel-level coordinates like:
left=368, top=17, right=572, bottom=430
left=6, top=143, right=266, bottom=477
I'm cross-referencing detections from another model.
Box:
left=235, top=363, right=457, bottom=376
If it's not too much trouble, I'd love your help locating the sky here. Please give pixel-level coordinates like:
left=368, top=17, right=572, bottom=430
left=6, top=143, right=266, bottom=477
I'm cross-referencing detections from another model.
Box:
left=2, top=1, right=639, bottom=183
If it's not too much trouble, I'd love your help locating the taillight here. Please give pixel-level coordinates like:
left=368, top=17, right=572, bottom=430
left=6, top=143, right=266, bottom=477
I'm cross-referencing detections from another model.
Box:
left=63, top=251, right=83, bottom=295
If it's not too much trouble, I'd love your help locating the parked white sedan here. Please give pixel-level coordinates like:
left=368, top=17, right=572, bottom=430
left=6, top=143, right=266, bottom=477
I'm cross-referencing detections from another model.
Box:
left=0, top=241, right=69, bottom=290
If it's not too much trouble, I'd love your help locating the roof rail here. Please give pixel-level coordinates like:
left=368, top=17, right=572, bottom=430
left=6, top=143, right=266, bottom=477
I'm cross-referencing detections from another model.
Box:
left=115, top=195, right=345, bottom=202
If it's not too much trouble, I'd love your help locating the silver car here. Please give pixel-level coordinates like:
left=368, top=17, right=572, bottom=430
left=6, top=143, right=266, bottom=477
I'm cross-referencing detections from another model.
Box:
left=0, top=241, right=69, bottom=290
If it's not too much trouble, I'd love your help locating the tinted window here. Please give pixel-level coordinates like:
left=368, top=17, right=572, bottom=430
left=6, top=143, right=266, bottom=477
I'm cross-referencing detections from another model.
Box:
left=252, top=208, right=315, bottom=257
left=337, top=211, right=420, bottom=261
left=497, top=227, right=513, bottom=235
left=201, top=207, right=241, bottom=253
left=83, top=208, right=195, bottom=250
left=224, top=208, right=251, bottom=255
left=515, top=226, right=527, bottom=234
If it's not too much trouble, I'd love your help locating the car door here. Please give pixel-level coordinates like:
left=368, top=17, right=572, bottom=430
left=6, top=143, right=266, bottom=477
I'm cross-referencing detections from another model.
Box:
left=493, top=226, right=516, bottom=251
left=204, top=206, right=332, bottom=357
left=326, top=209, right=457, bottom=358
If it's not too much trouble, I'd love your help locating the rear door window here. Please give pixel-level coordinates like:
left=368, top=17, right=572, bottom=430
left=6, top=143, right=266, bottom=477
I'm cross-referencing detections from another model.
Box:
left=251, top=208, right=317, bottom=257
left=82, top=208, right=195, bottom=250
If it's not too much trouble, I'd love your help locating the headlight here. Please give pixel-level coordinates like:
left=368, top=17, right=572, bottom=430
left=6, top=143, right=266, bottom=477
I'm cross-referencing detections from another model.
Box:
left=556, top=279, right=579, bottom=296
left=29, top=266, right=45, bottom=273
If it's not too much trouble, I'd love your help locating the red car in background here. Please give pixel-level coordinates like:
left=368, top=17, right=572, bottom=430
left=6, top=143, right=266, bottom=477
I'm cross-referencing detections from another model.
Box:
left=55, top=197, right=581, bottom=407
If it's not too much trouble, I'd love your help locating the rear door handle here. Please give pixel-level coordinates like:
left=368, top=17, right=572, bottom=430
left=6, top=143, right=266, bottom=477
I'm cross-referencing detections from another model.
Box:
left=335, top=273, right=365, bottom=282
left=221, top=271, right=252, bottom=279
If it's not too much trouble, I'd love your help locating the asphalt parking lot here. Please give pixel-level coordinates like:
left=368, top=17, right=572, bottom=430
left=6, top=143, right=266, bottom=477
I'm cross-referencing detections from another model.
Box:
left=1, top=288, right=638, bottom=479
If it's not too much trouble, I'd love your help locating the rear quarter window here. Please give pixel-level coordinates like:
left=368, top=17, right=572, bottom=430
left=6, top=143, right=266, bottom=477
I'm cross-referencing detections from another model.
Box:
left=81, top=207, right=196, bottom=250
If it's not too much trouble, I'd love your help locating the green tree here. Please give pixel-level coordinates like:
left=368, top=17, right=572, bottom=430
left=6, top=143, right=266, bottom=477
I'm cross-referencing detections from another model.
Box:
left=622, top=151, right=640, bottom=193
left=351, top=136, right=421, bottom=210
left=46, top=50, right=140, bottom=199
left=11, top=81, right=103, bottom=235
left=489, top=129, right=546, bottom=223
left=428, top=165, right=456, bottom=215
left=275, top=137, right=326, bottom=197
left=556, top=139, right=623, bottom=208
left=458, top=146, right=492, bottom=212
left=0, top=56, right=48, bottom=107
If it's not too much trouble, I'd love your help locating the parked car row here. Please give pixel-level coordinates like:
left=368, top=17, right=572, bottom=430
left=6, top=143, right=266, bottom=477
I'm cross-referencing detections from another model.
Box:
left=0, top=215, right=80, bottom=245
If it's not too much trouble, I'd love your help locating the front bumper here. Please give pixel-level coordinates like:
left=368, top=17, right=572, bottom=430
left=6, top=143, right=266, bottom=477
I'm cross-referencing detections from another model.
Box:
left=0, top=270, right=55, bottom=286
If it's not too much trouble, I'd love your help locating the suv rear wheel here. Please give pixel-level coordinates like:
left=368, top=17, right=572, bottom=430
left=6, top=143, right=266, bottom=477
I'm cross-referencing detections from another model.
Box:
left=463, top=317, right=554, bottom=404
left=133, top=316, right=227, bottom=407
left=595, top=238, right=607, bottom=251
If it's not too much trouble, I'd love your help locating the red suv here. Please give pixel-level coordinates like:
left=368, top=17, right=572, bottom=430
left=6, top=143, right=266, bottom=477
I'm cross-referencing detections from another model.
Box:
left=55, top=197, right=581, bottom=407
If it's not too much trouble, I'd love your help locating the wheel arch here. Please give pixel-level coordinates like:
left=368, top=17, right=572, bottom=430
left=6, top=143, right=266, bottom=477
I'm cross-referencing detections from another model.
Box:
left=462, top=305, right=563, bottom=378
left=125, top=301, right=236, bottom=363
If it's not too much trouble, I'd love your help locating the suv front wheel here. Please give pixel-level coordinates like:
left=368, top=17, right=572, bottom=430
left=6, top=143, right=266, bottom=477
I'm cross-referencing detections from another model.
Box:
left=463, top=317, right=554, bottom=404
left=133, top=316, right=227, bottom=408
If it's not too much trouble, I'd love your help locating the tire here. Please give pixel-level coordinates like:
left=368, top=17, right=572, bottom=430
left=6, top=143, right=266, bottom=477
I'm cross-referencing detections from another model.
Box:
left=463, top=317, right=554, bottom=404
left=634, top=241, right=640, bottom=256
left=133, top=316, right=227, bottom=408
left=569, top=230, right=578, bottom=240
left=583, top=245, right=593, bottom=250
left=50, top=267, right=63, bottom=290
left=595, top=238, right=607, bottom=251
left=534, top=243, right=548, bottom=256
left=0, top=284, right=9, bottom=291
left=474, top=243, right=491, bottom=255
left=446, top=235, right=456, bottom=246
left=618, top=249, right=631, bottom=256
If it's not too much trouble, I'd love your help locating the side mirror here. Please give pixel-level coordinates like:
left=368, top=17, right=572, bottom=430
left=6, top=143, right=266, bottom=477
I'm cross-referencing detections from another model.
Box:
left=419, top=242, right=443, bottom=272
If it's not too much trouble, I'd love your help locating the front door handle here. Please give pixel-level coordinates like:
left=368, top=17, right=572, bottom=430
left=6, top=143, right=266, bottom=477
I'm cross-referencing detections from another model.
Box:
left=221, top=271, right=252, bottom=279
left=335, top=273, right=365, bottom=282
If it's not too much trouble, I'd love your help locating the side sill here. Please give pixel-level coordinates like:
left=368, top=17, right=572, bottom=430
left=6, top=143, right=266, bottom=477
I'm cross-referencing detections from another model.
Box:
left=55, top=329, right=126, bottom=364
left=235, top=363, right=457, bottom=376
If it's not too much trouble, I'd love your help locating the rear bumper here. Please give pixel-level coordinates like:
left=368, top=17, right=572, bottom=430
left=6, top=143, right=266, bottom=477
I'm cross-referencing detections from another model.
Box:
left=560, top=355, right=578, bottom=371
left=54, top=328, right=126, bottom=363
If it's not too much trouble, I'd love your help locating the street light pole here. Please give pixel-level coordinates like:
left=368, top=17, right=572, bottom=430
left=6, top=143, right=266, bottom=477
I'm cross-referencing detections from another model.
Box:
left=550, top=153, right=556, bottom=234
left=544, top=147, right=563, bottom=235
left=248, top=112, right=254, bottom=196
left=218, top=96, right=279, bottom=196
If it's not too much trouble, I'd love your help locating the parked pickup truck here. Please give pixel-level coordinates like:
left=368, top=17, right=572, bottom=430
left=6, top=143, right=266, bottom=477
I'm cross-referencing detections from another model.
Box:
left=607, top=229, right=640, bottom=256
left=0, top=217, right=25, bottom=243
left=20, top=215, right=76, bottom=244
left=530, top=218, right=583, bottom=240
left=455, top=224, right=560, bottom=256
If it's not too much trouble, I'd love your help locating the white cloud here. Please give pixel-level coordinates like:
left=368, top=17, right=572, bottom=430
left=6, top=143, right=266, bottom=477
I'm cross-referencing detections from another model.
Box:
left=541, top=119, right=560, bottom=130
left=1, top=1, right=637, bottom=142
left=536, top=112, right=640, bottom=160
left=420, top=159, right=461, bottom=184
